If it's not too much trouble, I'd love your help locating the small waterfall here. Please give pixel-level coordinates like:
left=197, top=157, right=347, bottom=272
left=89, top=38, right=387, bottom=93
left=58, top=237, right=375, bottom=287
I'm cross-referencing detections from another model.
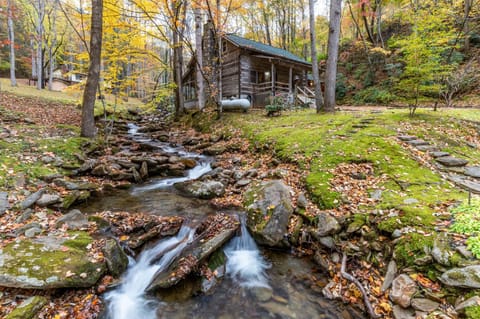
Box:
left=224, top=217, right=271, bottom=288
left=105, top=225, right=195, bottom=319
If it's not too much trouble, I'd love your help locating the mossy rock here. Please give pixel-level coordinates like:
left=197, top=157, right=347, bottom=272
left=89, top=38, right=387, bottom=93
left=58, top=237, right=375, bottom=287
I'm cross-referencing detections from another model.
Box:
left=5, top=296, right=48, bottom=319
left=0, top=232, right=106, bottom=289
left=244, top=180, right=293, bottom=247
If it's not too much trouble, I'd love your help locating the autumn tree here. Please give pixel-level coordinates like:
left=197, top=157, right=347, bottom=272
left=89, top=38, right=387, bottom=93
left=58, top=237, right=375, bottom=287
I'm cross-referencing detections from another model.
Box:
left=309, top=0, right=324, bottom=112
left=7, top=0, right=17, bottom=86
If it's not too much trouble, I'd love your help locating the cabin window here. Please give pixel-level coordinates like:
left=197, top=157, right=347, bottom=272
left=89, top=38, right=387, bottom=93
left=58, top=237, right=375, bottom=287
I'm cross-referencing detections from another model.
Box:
left=250, top=71, right=258, bottom=83
left=264, top=71, right=271, bottom=82
left=222, top=40, right=227, bottom=53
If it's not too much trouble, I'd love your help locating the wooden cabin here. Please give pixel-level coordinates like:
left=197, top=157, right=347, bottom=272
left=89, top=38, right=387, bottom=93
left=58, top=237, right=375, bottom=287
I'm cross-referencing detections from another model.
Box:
left=183, top=32, right=315, bottom=109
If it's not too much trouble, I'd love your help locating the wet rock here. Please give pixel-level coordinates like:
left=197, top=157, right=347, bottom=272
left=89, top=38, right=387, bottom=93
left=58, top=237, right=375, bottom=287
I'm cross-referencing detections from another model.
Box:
left=203, top=145, right=226, bottom=156
left=174, top=180, right=225, bottom=199
left=312, top=212, right=341, bottom=237
left=91, top=164, right=110, bottom=176
left=56, top=209, right=89, bottom=230
left=0, top=192, right=9, bottom=216
left=440, top=265, right=480, bottom=288
left=244, top=180, right=294, bottom=247
left=392, top=305, right=416, bottom=319
left=252, top=286, right=273, bottom=302
left=455, top=296, right=480, bottom=313
left=147, top=226, right=238, bottom=291
left=297, top=193, right=308, bottom=209
left=20, top=189, right=45, bottom=210
left=431, top=232, right=453, bottom=266
left=430, top=151, right=449, bottom=158
left=36, top=194, right=61, bottom=207
left=180, top=158, right=197, bottom=169
left=411, top=298, right=439, bottom=312
left=4, top=296, right=48, bottom=319
left=381, top=260, right=397, bottom=292
left=61, top=190, right=90, bottom=209
left=390, top=274, right=418, bottom=308
left=260, top=301, right=296, bottom=318
left=465, top=166, right=480, bottom=178
left=102, top=239, right=128, bottom=278
left=313, top=251, right=330, bottom=271
left=140, top=161, right=149, bottom=178
left=436, top=156, right=469, bottom=167
left=0, top=232, right=106, bottom=289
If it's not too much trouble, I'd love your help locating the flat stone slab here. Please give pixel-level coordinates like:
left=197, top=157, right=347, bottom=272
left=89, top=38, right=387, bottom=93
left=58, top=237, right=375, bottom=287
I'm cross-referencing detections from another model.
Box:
left=416, top=145, right=438, bottom=152
left=0, top=192, right=9, bottom=215
left=0, top=232, right=105, bottom=289
left=407, top=139, right=429, bottom=146
left=398, top=135, right=417, bottom=141
left=465, top=166, right=480, bottom=178
left=430, top=151, right=450, bottom=158
left=448, top=175, right=480, bottom=194
left=435, top=156, right=468, bottom=167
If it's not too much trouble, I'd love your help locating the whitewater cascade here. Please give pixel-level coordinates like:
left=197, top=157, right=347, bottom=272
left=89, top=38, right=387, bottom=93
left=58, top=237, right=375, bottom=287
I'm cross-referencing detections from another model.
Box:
left=105, top=226, right=195, bottom=319
left=224, top=217, right=271, bottom=288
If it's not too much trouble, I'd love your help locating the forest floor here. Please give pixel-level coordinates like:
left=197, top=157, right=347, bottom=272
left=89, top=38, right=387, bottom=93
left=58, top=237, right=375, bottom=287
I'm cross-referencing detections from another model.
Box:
left=2, top=89, right=480, bottom=318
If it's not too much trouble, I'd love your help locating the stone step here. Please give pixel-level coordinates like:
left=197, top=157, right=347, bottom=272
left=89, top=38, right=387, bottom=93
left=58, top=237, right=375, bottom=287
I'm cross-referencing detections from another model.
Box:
left=465, top=166, right=480, bottom=179
left=398, top=135, right=417, bottom=141
left=407, top=139, right=430, bottom=146
left=435, top=156, right=469, bottom=167
left=416, top=145, right=439, bottom=152
left=448, top=174, right=480, bottom=194
left=430, top=151, right=450, bottom=158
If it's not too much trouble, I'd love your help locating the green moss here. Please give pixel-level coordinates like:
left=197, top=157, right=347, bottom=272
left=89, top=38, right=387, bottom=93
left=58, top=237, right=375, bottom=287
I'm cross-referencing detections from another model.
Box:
left=64, top=231, right=93, bottom=250
left=465, top=306, right=480, bottom=319
left=5, top=296, right=48, bottom=319
left=306, top=171, right=339, bottom=209
left=393, top=233, right=434, bottom=267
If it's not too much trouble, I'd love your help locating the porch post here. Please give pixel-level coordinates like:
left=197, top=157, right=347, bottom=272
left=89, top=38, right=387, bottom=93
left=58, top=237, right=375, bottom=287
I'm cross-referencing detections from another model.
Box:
left=271, top=62, right=275, bottom=96
left=288, top=67, right=293, bottom=94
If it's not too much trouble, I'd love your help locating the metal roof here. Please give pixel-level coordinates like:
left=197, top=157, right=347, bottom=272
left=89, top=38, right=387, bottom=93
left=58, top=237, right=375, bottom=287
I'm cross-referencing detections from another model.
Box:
left=225, top=34, right=311, bottom=66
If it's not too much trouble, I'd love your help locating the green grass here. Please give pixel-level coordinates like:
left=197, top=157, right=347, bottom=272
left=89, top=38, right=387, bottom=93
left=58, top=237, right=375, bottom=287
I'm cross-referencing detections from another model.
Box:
left=222, top=108, right=470, bottom=232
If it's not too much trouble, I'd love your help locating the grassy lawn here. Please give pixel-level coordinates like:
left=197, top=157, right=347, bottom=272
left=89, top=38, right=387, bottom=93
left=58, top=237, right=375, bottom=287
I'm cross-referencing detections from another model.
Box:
left=223, top=107, right=477, bottom=233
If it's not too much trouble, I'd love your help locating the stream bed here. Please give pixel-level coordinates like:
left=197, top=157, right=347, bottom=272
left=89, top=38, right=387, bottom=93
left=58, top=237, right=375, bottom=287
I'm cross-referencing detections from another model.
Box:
left=77, top=123, right=365, bottom=319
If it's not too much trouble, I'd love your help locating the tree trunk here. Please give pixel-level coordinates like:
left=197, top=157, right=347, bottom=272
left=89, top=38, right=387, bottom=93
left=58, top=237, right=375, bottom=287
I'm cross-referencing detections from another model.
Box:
left=172, top=1, right=186, bottom=119
left=7, top=0, right=17, bottom=86
left=194, top=6, right=206, bottom=110
left=48, top=0, right=58, bottom=91
left=324, top=0, right=342, bottom=112
left=464, top=0, right=471, bottom=51
left=80, top=0, right=103, bottom=138
left=309, top=0, right=324, bottom=112
left=35, top=0, right=45, bottom=90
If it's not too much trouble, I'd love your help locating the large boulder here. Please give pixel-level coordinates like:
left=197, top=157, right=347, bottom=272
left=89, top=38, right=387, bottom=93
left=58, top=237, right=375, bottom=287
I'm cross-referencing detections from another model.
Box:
left=440, top=266, right=480, bottom=288
left=174, top=180, right=225, bottom=199
left=390, top=274, right=418, bottom=308
left=244, top=180, right=294, bottom=247
left=102, top=239, right=129, bottom=278
left=0, top=232, right=106, bottom=289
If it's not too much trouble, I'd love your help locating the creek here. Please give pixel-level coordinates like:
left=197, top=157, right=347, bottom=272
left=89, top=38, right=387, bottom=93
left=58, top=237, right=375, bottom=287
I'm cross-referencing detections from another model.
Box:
left=78, top=123, right=365, bottom=319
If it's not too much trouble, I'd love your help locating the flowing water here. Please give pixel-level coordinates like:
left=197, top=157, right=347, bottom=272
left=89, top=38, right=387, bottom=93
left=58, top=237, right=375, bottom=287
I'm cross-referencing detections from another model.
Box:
left=82, top=123, right=365, bottom=319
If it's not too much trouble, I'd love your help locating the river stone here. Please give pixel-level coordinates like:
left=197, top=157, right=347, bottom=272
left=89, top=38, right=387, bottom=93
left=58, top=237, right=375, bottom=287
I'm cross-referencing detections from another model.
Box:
left=392, top=305, right=416, bottom=319
left=435, top=156, right=469, bottom=167
left=455, top=296, right=480, bottom=313
left=4, top=296, right=48, bottom=319
left=56, top=209, right=89, bottom=230
left=0, top=232, right=106, bottom=289
left=465, top=166, right=480, bottom=178
left=20, top=189, right=45, bottom=210
left=252, top=286, right=273, bottom=302
left=174, top=180, right=225, bottom=199
left=411, top=298, right=439, bottom=312
left=439, top=265, right=480, bottom=288
left=390, top=274, right=418, bottom=308
left=236, top=179, right=251, bottom=187
left=102, top=239, right=128, bottom=278
left=381, top=260, right=397, bottom=292
left=36, top=194, right=61, bottom=207
left=431, top=232, right=453, bottom=266
left=0, top=192, right=9, bottom=215
left=244, top=180, right=294, bottom=247
left=312, top=212, right=341, bottom=237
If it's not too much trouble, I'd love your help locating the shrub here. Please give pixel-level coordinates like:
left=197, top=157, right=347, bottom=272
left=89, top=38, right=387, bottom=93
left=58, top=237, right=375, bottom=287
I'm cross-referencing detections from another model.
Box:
left=353, top=87, right=396, bottom=105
